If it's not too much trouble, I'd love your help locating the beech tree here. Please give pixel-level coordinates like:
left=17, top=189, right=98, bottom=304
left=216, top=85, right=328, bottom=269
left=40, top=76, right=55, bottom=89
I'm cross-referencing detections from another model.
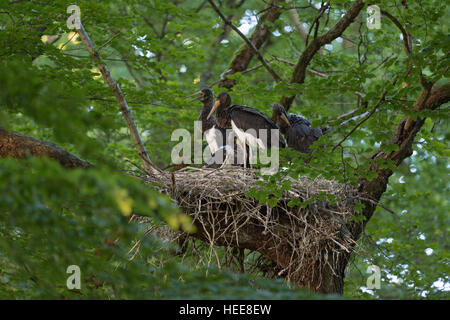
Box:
left=0, top=0, right=448, bottom=299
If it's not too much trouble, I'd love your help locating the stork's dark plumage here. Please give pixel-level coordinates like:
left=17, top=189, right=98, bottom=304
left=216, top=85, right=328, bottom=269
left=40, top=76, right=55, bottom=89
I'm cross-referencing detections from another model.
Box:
left=207, top=92, right=285, bottom=166
left=189, top=89, right=248, bottom=167
left=189, top=88, right=224, bottom=154
left=272, top=103, right=323, bottom=153
left=208, top=93, right=285, bottom=148
left=193, top=88, right=215, bottom=131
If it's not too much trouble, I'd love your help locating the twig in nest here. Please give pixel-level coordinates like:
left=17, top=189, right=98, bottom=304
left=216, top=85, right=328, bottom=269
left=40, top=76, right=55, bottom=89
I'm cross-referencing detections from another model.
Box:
left=141, top=167, right=359, bottom=287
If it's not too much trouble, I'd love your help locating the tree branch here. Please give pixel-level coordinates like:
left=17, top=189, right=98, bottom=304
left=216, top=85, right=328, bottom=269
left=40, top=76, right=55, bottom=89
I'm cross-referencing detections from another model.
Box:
left=209, top=0, right=285, bottom=88
left=200, top=0, right=240, bottom=87
left=305, top=2, right=330, bottom=47
left=208, top=56, right=328, bottom=87
left=352, top=82, right=450, bottom=239
left=208, top=0, right=282, bottom=85
left=286, top=1, right=308, bottom=40
left=280, top=0, right=365, bottom=110
left=76, top=22, right=162, bottom=176
left=377, top=7, right=434, bottom=133
left=332, top=91, right=387, bottom=151
left=0, top=127, right=92, bottom=168
left=379, top=9, right=411, bottom=55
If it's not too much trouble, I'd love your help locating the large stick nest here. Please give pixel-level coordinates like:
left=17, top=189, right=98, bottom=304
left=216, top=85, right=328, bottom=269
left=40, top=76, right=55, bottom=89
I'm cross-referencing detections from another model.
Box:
left=142, top=167, right=361, bottom=290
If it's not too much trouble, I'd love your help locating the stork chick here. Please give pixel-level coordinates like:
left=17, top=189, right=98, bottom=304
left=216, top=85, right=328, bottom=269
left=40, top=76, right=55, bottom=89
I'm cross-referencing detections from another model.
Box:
left=272, top=103, right=323, bottom=153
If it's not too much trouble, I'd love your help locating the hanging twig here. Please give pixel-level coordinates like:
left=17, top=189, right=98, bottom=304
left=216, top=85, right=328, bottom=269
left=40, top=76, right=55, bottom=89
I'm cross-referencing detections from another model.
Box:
left=305, top=2, right=330, bottom=47
left=272, top=56, right=329, bottom=78
left=97, top=32, right=122, bottom=52
left=356, top=196, right=395, bottom=215
left=61, top=52, right=128, bottom=61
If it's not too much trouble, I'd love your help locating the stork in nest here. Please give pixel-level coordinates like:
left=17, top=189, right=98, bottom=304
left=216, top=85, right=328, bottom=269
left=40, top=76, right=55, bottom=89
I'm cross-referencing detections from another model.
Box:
left=188, top=89, right=248, bottom=168
left=272, top=103, right=323, bottom=153
left=207, top=92, right=285, bottom=168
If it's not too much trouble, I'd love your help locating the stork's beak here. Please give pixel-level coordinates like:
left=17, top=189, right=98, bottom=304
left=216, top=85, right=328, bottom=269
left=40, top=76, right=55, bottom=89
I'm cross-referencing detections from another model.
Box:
left=207, top=100, right=220, bottom=119
left=280, top=113, right=291, bottom=127
left=187, top=91, right=203, bottom=102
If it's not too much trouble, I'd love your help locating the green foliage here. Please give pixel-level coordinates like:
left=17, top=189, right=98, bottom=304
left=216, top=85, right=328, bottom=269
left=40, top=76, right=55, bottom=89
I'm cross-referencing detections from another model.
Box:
left=345, top=151, right=449, bottom=299
left=0, top=157, right=322, bottom=299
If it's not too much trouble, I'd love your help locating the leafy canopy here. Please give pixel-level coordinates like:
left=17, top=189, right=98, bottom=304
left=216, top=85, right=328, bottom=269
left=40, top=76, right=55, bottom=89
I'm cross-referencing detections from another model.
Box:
left=0, top=0, right=448, bottom=299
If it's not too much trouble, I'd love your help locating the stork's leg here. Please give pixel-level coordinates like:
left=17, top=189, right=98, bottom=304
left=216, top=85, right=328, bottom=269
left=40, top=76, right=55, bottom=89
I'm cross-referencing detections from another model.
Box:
left=235, top=138, right=247, bottom=168
left=247, top=143, right=253, bottom=169
left=219, top=147, right=227, bottom=169
left=243, top=139, right=248, bottom=168
left=244, top=138, right=254, bottom=169
left=235, top=139, right=242, bottom=166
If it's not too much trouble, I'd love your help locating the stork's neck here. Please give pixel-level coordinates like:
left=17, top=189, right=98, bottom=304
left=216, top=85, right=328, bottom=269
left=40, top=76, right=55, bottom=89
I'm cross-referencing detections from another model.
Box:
left=278, top=121, right=290, bottom=135
left=199, top=96, right=214, bottom=119
left=215, top=104, right=231, bottom=128
left=198, top=96, right=216, bottom=132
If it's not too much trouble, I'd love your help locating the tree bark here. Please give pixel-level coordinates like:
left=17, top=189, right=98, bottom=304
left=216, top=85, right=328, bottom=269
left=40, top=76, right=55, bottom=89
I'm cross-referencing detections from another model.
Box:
left=280, top=0, right=365, bottom=110
left=218, top=0, right=285, bottom=89
left=0, top=127, right=92, bottom=168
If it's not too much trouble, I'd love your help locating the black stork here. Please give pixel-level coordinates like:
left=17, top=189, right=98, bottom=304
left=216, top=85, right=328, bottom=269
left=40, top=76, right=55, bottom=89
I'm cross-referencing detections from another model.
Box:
left=188, top=88, right=225, bottom=155
left=189, top=89, right=248, bottom=167
left=207, top=92, right=285, bottom=167
left=272, top=103, right=323, bottom=153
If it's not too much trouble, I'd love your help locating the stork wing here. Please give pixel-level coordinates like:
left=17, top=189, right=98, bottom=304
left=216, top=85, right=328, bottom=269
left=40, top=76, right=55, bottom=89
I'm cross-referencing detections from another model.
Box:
left=287, top=113, right=312, bottom=127
left=230, top=107, right=277, bottom=130
left=229, top=105, right=285, bottom=148
left=286, top=121, right=322, bottom=153
left=200, top=115, right=216, bottom=132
